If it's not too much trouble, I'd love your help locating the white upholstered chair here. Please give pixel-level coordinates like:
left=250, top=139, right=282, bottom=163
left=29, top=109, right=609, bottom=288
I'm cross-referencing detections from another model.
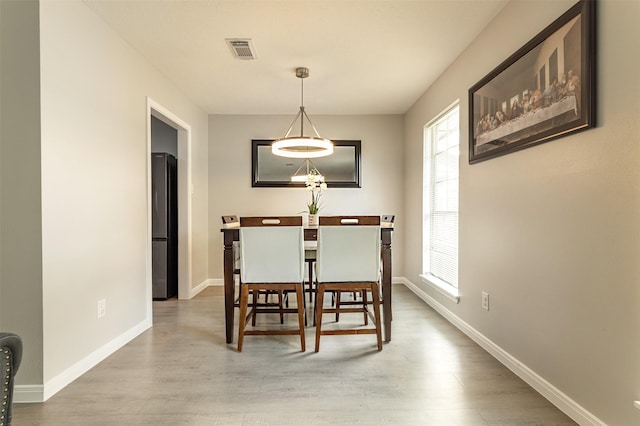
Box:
left=314, top=216, right=383, bottom=352
left=237, top=216, right=306, bottom=352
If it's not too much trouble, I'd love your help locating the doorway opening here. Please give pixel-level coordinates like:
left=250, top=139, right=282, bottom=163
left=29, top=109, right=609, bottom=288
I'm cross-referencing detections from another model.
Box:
left=151, top=121, right=178, bottom=300
left=146, top=98, right=193, bottom=321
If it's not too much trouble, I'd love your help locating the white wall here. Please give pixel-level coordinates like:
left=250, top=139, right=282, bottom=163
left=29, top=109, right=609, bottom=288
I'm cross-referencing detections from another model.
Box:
left=5, top=0, right=210, bottom=399
left=404, top=0, right=640, bottom=424
left=208, top=114, right=404, bottom=281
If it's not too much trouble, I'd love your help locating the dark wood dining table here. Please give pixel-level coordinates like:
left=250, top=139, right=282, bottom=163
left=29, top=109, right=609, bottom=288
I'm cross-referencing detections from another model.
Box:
left=221, top=226, right=393, bottom=344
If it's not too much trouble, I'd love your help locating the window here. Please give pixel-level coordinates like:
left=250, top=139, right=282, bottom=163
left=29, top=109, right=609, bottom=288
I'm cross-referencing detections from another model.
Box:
left=421, top=103, right=459, bottom=302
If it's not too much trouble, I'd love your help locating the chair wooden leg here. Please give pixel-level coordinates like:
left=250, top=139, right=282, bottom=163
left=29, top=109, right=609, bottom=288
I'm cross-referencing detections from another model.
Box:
left=237, top=284, right=250, bottom=352
left=302, top=284, right=308, bottom=327
left=335, top=290, right=341, bottom=322
left=362, top=289, right=369, bottom=325
left=315, top=283, right=325, bottom=352
left=278, top=290, right=284, bottom=324
left=307, top=261, right=314, bottom=303
left=312, top=280, right=317, bottom=326
left=251, top=289, right=258, bottom=326
left=295, top=284, right=306, bottom=352
left=371, top=282, right=383, bottom=351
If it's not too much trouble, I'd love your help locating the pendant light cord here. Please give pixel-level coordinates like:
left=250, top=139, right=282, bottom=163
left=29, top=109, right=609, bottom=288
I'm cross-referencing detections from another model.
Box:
left=300, top=76, right=305, bottom=137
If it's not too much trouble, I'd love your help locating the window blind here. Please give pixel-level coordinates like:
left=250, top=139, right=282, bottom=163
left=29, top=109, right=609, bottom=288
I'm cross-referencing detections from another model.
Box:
left=425, top=105, right=459, bottom=288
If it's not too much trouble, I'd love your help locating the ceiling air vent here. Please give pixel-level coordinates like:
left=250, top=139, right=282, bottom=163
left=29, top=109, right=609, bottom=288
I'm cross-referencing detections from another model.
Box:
left=225, top=38, right=257, bottom=60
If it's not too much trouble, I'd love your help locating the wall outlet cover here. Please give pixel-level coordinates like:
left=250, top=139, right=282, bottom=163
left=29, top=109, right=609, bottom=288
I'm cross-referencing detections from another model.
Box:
left=481, top=291, right=489, bottom=311
left=97, top=299, right=106, bottom=319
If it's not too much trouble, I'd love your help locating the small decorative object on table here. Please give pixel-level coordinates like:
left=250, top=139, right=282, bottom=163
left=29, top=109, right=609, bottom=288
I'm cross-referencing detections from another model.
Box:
left=305, top=169, right=326, bottom=226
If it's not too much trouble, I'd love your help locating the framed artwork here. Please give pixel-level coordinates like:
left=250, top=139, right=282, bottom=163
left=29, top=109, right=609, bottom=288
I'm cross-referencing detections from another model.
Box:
left=251, top=140, right=361, bottom=188
left=469, top=0, right=596, bottom=164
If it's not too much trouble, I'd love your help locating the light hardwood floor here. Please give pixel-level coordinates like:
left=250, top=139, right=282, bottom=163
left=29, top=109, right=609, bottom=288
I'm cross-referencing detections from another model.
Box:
left=14, top=285, right=576, bottom=425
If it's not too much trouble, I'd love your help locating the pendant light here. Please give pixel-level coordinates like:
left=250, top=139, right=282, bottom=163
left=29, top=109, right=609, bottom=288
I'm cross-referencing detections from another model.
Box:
left=272, top=67, right=334, bottom=158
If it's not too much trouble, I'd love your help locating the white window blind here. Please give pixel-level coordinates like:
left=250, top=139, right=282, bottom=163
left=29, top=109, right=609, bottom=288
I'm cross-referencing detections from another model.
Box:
left=423, top=104, right=459, bottom=289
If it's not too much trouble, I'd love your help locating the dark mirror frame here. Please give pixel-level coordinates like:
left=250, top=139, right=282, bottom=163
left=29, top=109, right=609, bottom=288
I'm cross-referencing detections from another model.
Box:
left=251, top=139, right=361, bottom=188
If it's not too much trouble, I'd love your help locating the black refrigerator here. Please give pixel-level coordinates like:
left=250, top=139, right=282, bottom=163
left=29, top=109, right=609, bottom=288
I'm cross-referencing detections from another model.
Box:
left=152, top=153, right=178, bottom=299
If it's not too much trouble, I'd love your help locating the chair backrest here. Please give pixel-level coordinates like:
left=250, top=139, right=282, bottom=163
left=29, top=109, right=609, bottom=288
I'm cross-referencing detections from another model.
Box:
left=381, top=215, right=395, bottom=228
left=222, top=215, right=241, bottom=270
left=316, top=216, right=381, bottom=283
left=221, top=215, right=239, bottom=228
left=239, top=216, right=305, bottom=283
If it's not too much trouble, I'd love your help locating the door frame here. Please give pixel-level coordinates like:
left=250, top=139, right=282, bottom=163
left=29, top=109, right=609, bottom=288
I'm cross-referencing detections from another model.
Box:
left=146, top=97, right=193, bottom=318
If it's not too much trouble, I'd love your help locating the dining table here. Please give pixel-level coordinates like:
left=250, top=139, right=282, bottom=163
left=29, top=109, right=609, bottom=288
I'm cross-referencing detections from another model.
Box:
left=221, top=224, right=393, bottom=344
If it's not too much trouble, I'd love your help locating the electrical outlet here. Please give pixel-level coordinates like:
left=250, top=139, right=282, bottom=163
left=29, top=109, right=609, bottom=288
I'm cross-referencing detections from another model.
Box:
left=481, top=292, right=489, bottom=311
left=97, top=299, right=106, bottom=319
left=634, top=400, right=640, bottom=410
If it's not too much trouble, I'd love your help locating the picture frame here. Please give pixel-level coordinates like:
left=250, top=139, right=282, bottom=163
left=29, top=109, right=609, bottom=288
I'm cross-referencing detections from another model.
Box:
left=251, top=139, right=361, bottom=188
left=468, top=0, right=596, bottom=164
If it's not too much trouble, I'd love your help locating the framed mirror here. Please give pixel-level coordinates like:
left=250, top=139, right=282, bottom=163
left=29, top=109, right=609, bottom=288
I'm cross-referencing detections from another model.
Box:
left=252, top=140, right=361, bottom=188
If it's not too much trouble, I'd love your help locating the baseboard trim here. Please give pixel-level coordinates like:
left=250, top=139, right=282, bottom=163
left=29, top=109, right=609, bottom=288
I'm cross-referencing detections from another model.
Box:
left=208, top=278, right=223, bottom=287
left=190, top=279, right=214, bottom=296
left=402, top=278, right=606, bottom=426
left=13, top=385, right=43, bottom=403
left=15, top=318, right=151, bottom=403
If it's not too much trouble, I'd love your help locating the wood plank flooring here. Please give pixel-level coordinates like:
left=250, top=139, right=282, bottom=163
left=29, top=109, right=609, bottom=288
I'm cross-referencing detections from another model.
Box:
left=13, top=285, right=576, bottom=425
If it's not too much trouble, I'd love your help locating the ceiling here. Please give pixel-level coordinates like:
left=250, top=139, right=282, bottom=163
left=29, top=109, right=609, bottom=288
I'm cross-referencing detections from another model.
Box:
left=83, top=0, right=508, bottom=115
